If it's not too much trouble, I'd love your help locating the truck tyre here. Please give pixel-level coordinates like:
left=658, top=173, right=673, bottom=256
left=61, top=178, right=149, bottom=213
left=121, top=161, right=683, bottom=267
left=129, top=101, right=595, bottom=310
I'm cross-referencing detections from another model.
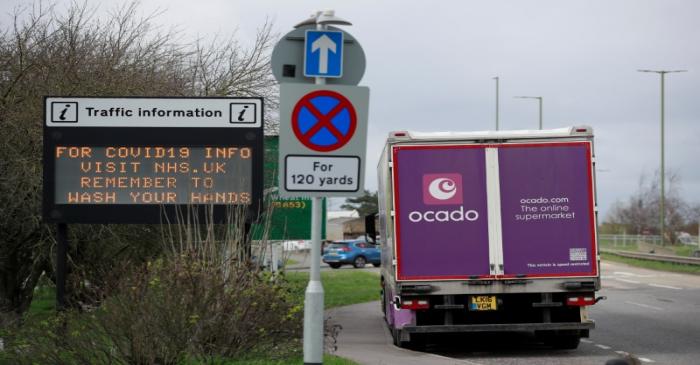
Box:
left=392, top=328, right=424, bottom=349
left=353, top=256, right=367, bottom=268
left=329, top=263, right=342, bottom=269
left=391, top=328, right=409, bottom=348
left=539, top=330, right=581, bottom=349
left=550, top=334, right=580, bottom=349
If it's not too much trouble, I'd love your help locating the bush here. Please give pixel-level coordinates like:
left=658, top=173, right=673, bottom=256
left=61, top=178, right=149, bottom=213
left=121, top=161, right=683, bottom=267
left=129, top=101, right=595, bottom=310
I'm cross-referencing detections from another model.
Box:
left=4, top=254, right=303, bottom=364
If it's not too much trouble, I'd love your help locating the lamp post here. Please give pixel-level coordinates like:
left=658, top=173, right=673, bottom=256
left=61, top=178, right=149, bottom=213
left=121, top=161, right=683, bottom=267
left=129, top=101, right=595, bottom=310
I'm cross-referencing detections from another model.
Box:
left=514, top=96, right=543, bottom=129
left=638, top=69, right=687, bottom=246
left=493, top=77, right=500, bottom=130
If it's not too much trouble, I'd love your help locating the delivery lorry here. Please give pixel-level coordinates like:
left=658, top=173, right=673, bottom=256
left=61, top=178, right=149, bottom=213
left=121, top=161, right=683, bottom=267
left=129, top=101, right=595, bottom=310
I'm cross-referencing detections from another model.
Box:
left=376, top=126, right=601, bottom=349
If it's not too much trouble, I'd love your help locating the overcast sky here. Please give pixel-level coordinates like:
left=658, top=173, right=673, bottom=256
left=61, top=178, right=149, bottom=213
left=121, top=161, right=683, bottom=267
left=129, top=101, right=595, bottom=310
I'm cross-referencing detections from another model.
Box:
left=3, top=0, right=699, bottom=218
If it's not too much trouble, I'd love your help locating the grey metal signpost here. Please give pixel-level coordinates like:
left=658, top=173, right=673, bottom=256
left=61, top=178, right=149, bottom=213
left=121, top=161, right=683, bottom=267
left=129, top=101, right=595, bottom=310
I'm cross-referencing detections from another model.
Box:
left=272, top=10, right=368, bottom=365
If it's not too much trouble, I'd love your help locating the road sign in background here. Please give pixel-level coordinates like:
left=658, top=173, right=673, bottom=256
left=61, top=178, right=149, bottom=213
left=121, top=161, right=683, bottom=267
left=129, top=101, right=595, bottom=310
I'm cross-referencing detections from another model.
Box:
left=304, top=30, right=343, bottom=78
left=251, top=136, right=326, bottom=240
left=278, top=84, right=369, bottom=198
left=271, top=25, right=365, bottom=85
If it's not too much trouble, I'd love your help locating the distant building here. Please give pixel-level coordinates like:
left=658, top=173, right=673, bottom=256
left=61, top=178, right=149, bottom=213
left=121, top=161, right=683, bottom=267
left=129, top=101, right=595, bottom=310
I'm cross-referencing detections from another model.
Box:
left=326, top=210, right=359, bottom=241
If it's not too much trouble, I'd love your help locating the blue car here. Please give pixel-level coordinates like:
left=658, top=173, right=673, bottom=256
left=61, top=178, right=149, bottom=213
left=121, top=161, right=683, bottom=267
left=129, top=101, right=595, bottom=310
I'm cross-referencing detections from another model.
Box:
left=322, top=239, right=381, bottom=269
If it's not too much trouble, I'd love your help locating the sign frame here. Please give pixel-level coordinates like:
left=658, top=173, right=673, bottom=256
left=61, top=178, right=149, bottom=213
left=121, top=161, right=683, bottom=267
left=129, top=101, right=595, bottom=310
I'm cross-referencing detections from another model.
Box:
left=278, top=84, right=369, bottom=198
left=271, top=25, right=365, bottom=86
left=42, top=95, right=264, bottom=224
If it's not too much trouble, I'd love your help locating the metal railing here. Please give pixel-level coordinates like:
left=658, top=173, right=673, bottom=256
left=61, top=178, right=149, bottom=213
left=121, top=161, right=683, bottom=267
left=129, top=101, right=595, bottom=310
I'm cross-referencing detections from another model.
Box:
left=599, top=234, right=699, bottom=247
left=600, top=249, right=700, bottom=266
left=598, top=234, right=661, bottom=247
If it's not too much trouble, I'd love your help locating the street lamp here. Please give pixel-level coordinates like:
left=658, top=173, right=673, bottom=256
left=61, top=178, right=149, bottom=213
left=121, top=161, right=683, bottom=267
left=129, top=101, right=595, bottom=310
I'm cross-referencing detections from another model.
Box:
left=514, top=96, right=543, bottom=129
left=638, top=69, right=687, bottom=246
left=493, top=77, right=500, bottom=130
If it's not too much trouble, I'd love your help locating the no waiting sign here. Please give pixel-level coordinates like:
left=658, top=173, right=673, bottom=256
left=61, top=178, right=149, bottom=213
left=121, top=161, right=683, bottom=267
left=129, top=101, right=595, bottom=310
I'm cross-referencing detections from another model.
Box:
left=278, top=84, right=369, bottom=198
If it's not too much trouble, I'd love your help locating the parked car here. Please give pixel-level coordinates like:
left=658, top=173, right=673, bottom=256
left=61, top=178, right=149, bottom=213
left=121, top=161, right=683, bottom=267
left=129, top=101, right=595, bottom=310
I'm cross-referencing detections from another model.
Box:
left=322, top=239, right=380, bottom=269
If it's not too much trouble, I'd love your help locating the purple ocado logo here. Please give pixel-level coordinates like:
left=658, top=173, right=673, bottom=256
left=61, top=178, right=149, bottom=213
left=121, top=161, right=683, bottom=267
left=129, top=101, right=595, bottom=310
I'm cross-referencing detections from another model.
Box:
left=408, top=173, right=479, bottom=223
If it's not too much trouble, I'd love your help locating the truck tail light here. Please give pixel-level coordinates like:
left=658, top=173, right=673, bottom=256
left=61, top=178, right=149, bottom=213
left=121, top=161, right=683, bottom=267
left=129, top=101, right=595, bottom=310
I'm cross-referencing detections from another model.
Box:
left=566, top=295, right=596, bottom=307
left=401, top=298, right=429, bottom=310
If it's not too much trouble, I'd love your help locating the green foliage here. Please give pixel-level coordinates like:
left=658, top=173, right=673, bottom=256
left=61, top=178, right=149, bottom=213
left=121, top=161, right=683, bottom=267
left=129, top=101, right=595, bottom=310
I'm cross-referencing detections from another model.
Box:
left=340, top=190, right=378, bottom=217
left=3, top=255, right=303, bottom=364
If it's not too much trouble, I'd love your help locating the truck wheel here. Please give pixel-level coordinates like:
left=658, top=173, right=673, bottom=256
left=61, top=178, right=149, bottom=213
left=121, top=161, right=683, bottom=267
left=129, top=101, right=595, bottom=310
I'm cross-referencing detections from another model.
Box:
left=392, top=328, right=423, bottom=349
left=540, top=330, right=581, bottom=349
left=391, top=328, right=409, bottom=348
left=550, top=334, right=580, bottom=349
left=329, top=263, right=342, bottom=269
left=353, top=256, right=367, bottom=268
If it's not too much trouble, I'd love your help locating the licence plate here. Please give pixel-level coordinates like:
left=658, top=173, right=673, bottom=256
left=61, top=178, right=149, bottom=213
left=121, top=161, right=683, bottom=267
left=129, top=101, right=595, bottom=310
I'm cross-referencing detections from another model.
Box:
left=469, top=295, right=497, bottom=311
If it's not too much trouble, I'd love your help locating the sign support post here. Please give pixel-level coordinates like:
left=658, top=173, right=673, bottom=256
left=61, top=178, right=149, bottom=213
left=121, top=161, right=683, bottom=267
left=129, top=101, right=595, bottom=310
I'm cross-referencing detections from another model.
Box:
left=275, top=10, right=363, bottom=364
left=56, top=223, right=68, bottom=311
left=303, top=21, right=327, bottom=365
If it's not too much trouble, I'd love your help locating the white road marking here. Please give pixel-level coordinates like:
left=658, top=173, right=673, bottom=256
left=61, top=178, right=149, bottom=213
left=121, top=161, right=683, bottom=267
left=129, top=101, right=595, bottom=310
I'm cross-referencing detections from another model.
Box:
left=425, top=353, right=484, bottom=365
left=616, top=278, right=641, bottom=284
left=580, top=339, right=593, bottom=343
left=638, top=357, right=654, bottom=363
left=613, top=271, right=655, bottom=278
left=625, top=301, right=664, bottom=311
left=615, top=351, right=629, bottom=356
left=649, top=283, right=682, bottom=290
left=595, top=344, right=612, bottom=350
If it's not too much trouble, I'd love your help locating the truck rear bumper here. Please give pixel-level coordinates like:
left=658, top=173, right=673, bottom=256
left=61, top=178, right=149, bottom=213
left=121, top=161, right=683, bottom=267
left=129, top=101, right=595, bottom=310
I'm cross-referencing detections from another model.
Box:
left=403, top=320, right=595, bottom=334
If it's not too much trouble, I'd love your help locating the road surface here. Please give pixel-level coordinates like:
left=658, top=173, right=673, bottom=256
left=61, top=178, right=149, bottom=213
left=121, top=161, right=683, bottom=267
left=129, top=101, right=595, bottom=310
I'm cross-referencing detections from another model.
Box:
left=329, top=259, right=700, bottom=364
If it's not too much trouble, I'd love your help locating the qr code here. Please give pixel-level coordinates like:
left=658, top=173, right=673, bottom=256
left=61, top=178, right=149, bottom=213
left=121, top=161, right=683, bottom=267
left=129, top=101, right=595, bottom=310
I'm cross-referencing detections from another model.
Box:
left=570, top=248, right=588, bottom=261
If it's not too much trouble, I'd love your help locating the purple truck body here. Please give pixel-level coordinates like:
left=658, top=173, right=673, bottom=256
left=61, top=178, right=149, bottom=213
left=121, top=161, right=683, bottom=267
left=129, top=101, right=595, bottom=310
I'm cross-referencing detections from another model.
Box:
left=378, top=129, right=601, bottom=347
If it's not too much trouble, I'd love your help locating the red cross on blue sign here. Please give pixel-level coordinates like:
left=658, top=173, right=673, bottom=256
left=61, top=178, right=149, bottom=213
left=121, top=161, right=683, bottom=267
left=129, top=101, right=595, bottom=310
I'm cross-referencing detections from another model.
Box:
left=291, top=90, right=357, bottom=152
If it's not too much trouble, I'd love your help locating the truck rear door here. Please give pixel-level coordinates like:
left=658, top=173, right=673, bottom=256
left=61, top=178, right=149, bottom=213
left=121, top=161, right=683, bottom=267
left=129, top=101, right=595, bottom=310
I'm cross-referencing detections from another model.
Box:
left=498, top=142, right=597, bottom=278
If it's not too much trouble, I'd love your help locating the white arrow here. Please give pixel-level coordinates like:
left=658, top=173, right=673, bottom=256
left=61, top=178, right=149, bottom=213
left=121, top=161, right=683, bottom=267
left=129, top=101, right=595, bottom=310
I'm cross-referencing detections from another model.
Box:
left=311, top=34, right=337, bottom=74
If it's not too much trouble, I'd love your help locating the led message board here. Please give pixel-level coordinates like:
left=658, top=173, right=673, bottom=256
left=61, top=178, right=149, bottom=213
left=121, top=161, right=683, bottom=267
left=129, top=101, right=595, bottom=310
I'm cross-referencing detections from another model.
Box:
left=43, top=96, right=263, bottom=224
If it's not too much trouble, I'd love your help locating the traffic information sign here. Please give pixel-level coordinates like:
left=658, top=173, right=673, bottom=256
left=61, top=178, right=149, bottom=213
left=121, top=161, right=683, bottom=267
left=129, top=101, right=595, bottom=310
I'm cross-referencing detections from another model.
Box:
left=43, top=96, right=263, bottom=224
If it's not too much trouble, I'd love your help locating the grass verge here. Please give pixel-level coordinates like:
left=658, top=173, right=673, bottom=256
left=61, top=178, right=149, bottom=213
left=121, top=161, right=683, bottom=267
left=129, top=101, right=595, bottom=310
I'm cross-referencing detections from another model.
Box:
left=674, top=245, right=700, bottom=257
left=285, top=270, right=380, bottom=309
left=220, top=354, right=358, bottom=364
left=27, top=283, right=55, bottom=316
left=602, top=252, right=700, bottom=275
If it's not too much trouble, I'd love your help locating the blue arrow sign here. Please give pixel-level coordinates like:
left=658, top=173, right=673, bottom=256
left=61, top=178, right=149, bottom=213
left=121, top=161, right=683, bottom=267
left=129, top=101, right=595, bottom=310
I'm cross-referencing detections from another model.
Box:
left=304, top=30, right=343, bottom=78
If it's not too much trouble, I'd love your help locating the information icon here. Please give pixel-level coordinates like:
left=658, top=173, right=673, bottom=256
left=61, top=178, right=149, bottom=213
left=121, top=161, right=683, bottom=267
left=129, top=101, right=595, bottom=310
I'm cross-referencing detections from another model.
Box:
left=51, top=102, right=78, bottom=123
